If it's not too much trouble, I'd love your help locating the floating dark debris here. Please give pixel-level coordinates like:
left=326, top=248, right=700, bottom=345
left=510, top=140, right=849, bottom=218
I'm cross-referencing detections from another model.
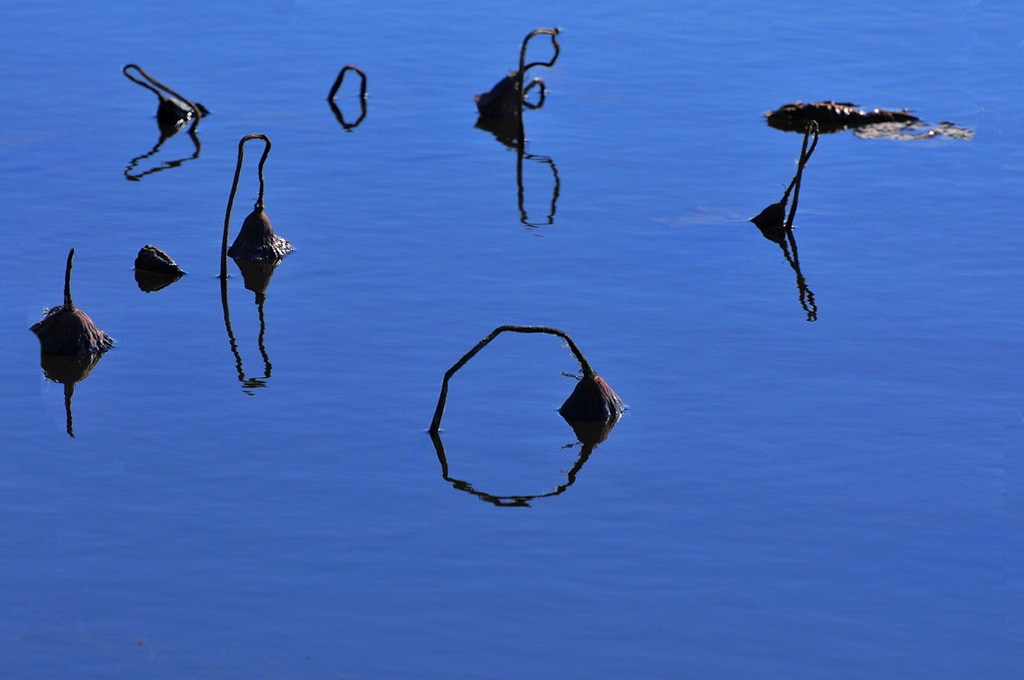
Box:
left=135, top=244, right=184, bottom=275
left=428, top=324, right=624, bottom=435
left=134, top=245, right=184, bottom=292
left=123, top=64, right=208, bottom=137
left=765, top=100, right=973, bottom=139
left=30, top=249, right=114, bottom=356
left=475, top=27, right=561, bottom=119
left=221, top=133, right=292, bottom=279
left=327, top=65, right=368, bottom=130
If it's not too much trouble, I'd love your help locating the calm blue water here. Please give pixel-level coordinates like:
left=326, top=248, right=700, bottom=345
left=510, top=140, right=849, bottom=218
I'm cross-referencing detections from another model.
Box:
left=1, top=1, right=1021, bottom=678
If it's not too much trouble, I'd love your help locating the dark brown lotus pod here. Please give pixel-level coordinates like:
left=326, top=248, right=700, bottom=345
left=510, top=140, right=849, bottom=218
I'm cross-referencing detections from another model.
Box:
left=227, top=208, right=292, bottom=261
left=30, top=249, right=114, bottom=356
left=475, top=73, right=522, bottom=118
left=751, top=201, right=788, bottom=243
left=135, top=244, right=185, bottom=275
left=558, top=374, right=624, bottom=422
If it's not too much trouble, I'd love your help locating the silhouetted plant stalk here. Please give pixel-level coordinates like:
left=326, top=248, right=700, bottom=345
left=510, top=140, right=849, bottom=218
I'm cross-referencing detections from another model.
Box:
left=475, top=27, right=561, bottom=130
left=122, top=63, right=204, bottom=134
left=220, top=134, right=292, bottom=278
left=783, top=120, right=819, bottom=230
left=429, top=325, right=623, bottom=434
left=327, top=65, right=369, bottom=130
left=30, top=249, right=114, bottom=356
left=327, top=65, right=367, bottom=101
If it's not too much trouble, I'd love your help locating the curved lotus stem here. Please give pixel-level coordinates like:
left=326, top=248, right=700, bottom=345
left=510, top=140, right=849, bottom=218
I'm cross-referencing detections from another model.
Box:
left=518, top=28, right=562, bottom=76
left=221, top=133, right=272, bottom=279
left=123, top=64, right=203, bottom=133
left=784, top=120, right=819, bottom=229
left=327, top=65, right=367, bottom=101
left=429, top=324, right=595, bottom=434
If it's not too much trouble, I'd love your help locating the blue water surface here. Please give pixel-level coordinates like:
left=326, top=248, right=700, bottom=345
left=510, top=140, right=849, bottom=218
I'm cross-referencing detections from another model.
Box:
left=0, top=1, right=1020, bottom=678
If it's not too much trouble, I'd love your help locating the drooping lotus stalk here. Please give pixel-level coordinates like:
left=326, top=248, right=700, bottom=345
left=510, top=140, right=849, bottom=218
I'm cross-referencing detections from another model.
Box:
left=475, top=27, right=562, bottom=120
left=428, top=324, right=623, bottom=434
left=220, top=133, right=292, bottom=280
left=122, top=63, right=206, bottom=136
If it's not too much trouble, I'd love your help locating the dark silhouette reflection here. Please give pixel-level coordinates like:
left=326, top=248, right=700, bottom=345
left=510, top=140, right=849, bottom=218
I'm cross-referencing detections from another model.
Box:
left=124, top=128, right=202, bottom=181
left=220, top=261, right=279, bottom=394
left=122, top=64, right=208, bottom=181
left=765, top=100, right=973, bottom=140
left=134, top=269, right=184, bottom=293
left=327, top=65, right=368, bottom=131
left=475, top=80, right=560, bottom=229
left=429, top=413, right=620, bottom=507
left=751, top=121, right=819, bottom=322
left=39, top=352, right=105, bottom=438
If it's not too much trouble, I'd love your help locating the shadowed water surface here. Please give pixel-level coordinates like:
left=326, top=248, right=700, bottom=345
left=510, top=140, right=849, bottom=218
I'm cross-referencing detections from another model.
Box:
left=0, top=1, right=1020, bottom=678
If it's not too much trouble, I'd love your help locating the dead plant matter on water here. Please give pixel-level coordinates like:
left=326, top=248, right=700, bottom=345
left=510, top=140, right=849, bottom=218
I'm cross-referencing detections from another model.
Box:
left=221, top=133, right=292, bottom=279
left=327, top=65, right=368, bottom=130
left=122, top=64, right=207, bottom=137
left=765, top=100, right=973, bottom=139
left=30, top=249, right=114, bottom=356
left=135, top=244, right=185, bottom=275
left=475, top=27, right=561, bottom=120
left=750, top=121, right=819, bottom=322
left=428, top=324, right=623, bottom=434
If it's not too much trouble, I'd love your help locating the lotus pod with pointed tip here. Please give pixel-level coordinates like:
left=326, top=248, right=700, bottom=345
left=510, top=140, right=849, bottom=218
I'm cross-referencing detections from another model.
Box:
left=751, top=202, right=788, bottom=243
left=228, top=208, right=292, bottom=262
left=559, top=374, right=624, bottom=422
left=30, top=249, right=114, bottom=356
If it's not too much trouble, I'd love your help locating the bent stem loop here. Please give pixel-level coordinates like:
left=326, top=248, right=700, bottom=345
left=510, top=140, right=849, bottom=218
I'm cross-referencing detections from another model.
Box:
left=428, top=324, right=594, bottom=434
left=327, top=65, right=368, bottom=101
left=122, top=64, right=203, bottom=132
left=221, top=133, right=272, bottom=279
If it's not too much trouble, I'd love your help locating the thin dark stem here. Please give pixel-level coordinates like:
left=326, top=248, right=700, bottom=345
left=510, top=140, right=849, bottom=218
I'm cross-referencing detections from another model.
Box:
left=429, top=325, right=593, bottom=434
left=123, top=64, right=202, bottom=131
left=514, top=28, right=561, bottom=135
left=221, top=133, right=272, bottom=279
left=518, top=28, right=562, bottom=76
left=122, top=64, right=168, bottom=102
left=63, top=248, right=75, bottom=310
left=785, top=120, right=819, bottom=229
left=327, top=65, right=367, bottom=100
